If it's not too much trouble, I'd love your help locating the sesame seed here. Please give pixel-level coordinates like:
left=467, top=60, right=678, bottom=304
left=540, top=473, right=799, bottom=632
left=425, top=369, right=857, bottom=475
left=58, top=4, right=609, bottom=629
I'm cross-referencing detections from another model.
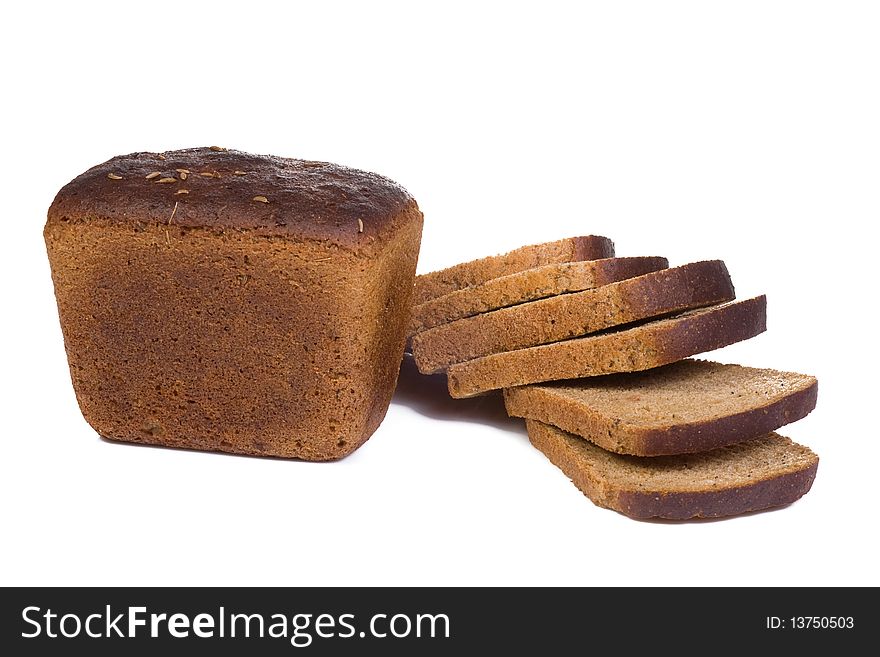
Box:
left=358, top=218, right=364, bottom=233
left=233, top=171, right=247, bottom=175
left=209, top=146, right=226, bottom=152
left=199, top=171, right=220, bottom=178
left=145, top=171, right=162, bottom=180
left=175, top=169, right=191, bottom=174
left=175, top=189, right=190, bottom=195
left=157, top=154, right=167, bottom=160
left=179, top=172, right=188, bottom=180
left=252, top=195, right=269, bottom=204
left=107, top=173, right=122, bottom=180
left=156, top=177, right=177, bottom=183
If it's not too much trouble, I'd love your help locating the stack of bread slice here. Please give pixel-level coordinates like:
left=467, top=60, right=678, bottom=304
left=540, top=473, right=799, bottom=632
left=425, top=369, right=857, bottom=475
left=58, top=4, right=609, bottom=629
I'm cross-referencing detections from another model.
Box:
left=409, top=236, right=819, bottom=520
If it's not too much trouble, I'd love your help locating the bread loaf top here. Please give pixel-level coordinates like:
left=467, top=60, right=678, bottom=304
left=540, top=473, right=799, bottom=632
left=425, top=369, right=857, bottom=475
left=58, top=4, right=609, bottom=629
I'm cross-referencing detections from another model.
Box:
left=47, top=147, right=420, bottom=248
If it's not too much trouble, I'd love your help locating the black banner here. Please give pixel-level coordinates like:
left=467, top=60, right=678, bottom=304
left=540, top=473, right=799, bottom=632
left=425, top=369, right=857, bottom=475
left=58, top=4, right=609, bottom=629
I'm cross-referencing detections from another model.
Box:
left=0, top=587, right=869, bottom=655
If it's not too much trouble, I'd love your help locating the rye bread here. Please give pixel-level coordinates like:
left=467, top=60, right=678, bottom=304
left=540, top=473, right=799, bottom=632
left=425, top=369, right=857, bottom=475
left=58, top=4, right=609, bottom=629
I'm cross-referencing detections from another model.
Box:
left=504, top=360, right=818, bottom=456
left=526, top=419, right=819, bottom=520
left=413, top=260, right=735, bottom=374
left=447, top=296, right=767, bottom=398
left=408, top=256, right=669, bottom=336
left=412, top=236, right=614, bottom=306
left=45, top=147, right=423, bottom=460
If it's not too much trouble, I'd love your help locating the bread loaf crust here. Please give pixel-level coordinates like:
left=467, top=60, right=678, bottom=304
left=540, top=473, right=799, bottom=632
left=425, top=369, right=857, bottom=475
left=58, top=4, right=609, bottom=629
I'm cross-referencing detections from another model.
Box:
left=614, top=467, right=819, bottom=520
left=48, top=147, right=417, bottom=248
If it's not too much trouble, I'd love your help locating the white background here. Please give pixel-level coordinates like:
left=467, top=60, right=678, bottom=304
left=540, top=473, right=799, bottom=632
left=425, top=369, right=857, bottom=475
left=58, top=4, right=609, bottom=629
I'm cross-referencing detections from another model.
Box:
left=2, top=1, right=878, bottom=586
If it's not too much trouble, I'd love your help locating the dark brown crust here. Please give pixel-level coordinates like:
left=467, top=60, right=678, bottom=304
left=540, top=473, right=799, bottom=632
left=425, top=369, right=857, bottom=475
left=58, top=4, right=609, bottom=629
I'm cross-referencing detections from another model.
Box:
left=412, top=236, right=614, bottom=305
left=635, top=381, right=818, bottom=455
left=615, top=464, right=819, bottom=520
left=504, top=365, right=818, bottom=456
left=650, top=296, right=768, bottom=363
left=412, top=260, right=734, bottom=373
left=447, top=296, right=768, bottom=398
left=572, top=236, right=616, bottom=261
left=47, top=147, right=419, bottom=249
left=587, top=256, right=670, bottom=289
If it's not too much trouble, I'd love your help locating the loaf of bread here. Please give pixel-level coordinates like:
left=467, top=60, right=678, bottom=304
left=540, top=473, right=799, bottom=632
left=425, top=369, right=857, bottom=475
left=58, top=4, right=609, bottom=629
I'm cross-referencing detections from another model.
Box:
left=44, top=147, right=423, bottom=459
left=412, top=260, right=735, bottom=373
left=527, top=419, right=819, bottom=520
left=408, top=256, right=669, bottom=335
left=412, top=236, right=614, bottom=305
left=504, top=360, right=818, bottom=456
left=447, top=296, right=767, bottom=397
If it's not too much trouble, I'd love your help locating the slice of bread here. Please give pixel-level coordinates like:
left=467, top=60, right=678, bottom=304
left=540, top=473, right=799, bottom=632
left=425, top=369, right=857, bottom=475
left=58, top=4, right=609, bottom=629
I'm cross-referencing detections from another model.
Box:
left=526, top=419, right=819, bottom=520
left=413, top=260, right=735, bottom=374
left=412, top=235, right=614, bottom=305
left=408, top=256, right=669, bottom=336
left=447, top=296, right=767, bottom=398
left=504, top=360, right=818, bottom=456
